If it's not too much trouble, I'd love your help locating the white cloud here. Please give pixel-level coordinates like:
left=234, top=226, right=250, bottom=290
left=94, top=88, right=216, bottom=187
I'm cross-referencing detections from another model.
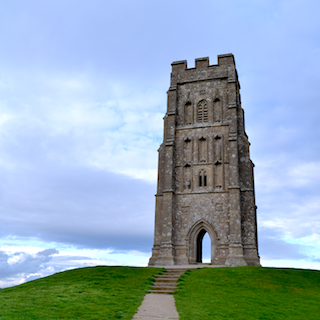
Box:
left=0, top=248, right=59, bottom=288
left=0, top=242, right=150, bottom=288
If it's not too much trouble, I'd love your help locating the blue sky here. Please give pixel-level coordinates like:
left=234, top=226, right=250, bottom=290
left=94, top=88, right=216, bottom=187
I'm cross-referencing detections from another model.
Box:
left=1, top=0, right=320, bottom=287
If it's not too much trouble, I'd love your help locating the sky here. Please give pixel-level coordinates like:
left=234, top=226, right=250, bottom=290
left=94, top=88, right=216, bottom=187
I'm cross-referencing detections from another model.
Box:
left=0, top=0, right=320, bottom=288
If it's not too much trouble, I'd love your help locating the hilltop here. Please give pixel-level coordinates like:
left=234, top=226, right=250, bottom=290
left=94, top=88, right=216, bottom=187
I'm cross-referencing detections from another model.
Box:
left=0, top=266, right=319, bottom=319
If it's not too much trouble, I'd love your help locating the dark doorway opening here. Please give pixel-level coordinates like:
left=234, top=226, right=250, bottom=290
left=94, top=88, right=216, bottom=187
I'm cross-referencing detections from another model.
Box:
left=196, top=229, right=206, bottom=263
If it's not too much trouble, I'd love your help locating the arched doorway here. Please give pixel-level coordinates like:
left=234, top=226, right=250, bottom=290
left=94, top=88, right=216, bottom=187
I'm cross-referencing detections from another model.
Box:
left=187, top=219, right=217, bottom=264
left=196, top=230, right=211, bottom=263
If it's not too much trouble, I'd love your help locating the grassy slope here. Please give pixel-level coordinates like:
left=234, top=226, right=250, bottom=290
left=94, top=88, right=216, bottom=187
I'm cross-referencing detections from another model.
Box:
left=0, top=266, right=163, bottom=320
left=174, top=267, right=320, bottom=320
left=1, top=266, right=320, bottom=320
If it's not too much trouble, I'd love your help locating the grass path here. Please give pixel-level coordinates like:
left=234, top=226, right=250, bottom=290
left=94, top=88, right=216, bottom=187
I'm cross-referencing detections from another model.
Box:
left=0, top=266, right=163, bottom=320
left=174, top=267, right=320, bottom=320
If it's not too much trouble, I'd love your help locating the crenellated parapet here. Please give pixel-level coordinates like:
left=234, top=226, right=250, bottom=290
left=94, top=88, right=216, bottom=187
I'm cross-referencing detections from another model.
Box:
left=170, top=55, right=238, bottom=89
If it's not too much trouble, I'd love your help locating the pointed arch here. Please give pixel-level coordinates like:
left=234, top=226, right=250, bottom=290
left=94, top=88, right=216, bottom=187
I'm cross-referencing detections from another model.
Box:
left=184, top=101, right=193, bottom=125
left=213, top=95, right=223, bottom=122
left=198, top=169, right=207, bottom=187
left=198, top=136, right=207, bottom=162
left=197, top=99, right=208, bottom=123
left=187, top=219, right=218, bottom=264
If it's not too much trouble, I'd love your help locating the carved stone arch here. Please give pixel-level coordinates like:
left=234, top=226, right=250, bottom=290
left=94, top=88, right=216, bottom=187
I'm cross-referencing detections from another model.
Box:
left=198, top=136, right=208, bottom=162
left=213, top=90, right=222, bottom=101
left=183, top=163, right=192, bottom=190
left=187, top=219, right=218, bottom=263
left=213, top=93, right=223, bottom=122
left=184, top=137, right=192, bottom=163
left=184, top=101, right=193, bottom=125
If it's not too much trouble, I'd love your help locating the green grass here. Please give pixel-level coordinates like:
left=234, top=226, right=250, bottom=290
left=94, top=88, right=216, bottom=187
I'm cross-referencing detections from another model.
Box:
left=0, top=266, right=163, bottom=320
left=174, top=267, right=320, bottom=320
left=2, top=266, right=320, bottom=319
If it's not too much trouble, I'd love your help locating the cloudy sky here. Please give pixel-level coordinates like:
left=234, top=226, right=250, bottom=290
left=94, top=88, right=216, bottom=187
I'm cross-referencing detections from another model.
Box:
left=1, top=0, right=320, bottom=288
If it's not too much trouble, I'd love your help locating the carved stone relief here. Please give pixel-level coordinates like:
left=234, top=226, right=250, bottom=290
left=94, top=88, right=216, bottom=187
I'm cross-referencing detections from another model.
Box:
left=184, top=102, right=193, bottom=125
left=183, top=164, right=192, bottom=190
left=214, top=135, right=223, bottom=189
left=213, top=98, right=222, bottom=122
left=184, top=137, right=192, bottom=163
left=199, top=137, right=207, bottom=163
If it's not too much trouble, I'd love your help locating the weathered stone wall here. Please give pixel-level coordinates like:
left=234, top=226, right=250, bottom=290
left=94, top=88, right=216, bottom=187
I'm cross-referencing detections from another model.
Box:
left=149, top=54, right=260, bottom=267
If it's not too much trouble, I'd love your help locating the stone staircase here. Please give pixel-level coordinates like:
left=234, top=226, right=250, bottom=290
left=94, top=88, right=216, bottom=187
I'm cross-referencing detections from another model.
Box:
left=149, top=268, right=188, bottom=294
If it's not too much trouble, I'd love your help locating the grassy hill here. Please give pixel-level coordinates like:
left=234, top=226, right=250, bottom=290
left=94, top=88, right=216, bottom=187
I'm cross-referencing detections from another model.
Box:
left=175, top=267, right=320, bottom=320
left=0, top=266, right=163, bottom=320
left=0, top=266, right=320, bottom=319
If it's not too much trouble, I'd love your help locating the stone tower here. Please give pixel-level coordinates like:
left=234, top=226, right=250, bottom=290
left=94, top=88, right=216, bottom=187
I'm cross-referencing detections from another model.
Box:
left=148, top=54, right=260, bottom=267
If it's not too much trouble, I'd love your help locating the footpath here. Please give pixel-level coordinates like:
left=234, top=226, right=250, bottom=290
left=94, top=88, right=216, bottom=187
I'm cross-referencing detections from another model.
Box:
left=132, top=293, right=179, bottom=320
left=132, top=265, right=223, bottom=320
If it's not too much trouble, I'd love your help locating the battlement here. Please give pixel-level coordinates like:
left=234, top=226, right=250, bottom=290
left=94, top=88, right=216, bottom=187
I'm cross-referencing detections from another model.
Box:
left=170, top=54, right=237, bottom=87
left=171, top=54, right=235, bottom=72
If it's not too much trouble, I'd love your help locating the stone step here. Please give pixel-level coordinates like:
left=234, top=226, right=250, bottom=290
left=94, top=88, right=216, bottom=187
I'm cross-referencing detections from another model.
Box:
left=155, top=275, right=180, bottom=280
left=151, top=288, right=177, bottom=292
left=157, top=273, right=183, bottom=277
left=148, top=289, right=175, bottom=294
left=165, top=268, right=189, bottom=272
left=153, top=282, right=178, bottom=288
left=152, top=282, right=177, bottom=285
left=151, top=283, right=177, bottom=289
left=154, top=278, right=179, bottom=282
left=157, top=273, right=182, bottom=276
left=149, top=269, right=187, bottom=294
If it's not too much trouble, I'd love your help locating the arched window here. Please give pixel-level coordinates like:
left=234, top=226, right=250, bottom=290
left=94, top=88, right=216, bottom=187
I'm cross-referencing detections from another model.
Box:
left=199, top=170, right=207, bottom=187
left=197, top=100, right=208, bottom=123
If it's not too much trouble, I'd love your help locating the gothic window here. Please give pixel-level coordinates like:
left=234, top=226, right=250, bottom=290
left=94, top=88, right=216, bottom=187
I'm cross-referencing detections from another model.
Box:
left=184, top=102, right=192, bottom=125
left=199, top=170, right=207, bottom=187
left=197, top=100, right=208, bottom=123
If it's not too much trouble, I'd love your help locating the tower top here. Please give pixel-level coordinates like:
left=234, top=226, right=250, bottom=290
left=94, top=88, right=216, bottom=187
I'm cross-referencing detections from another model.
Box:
left=170, top=54, right=238, bottom=89
left=171, top=54, right=235, bottom=72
